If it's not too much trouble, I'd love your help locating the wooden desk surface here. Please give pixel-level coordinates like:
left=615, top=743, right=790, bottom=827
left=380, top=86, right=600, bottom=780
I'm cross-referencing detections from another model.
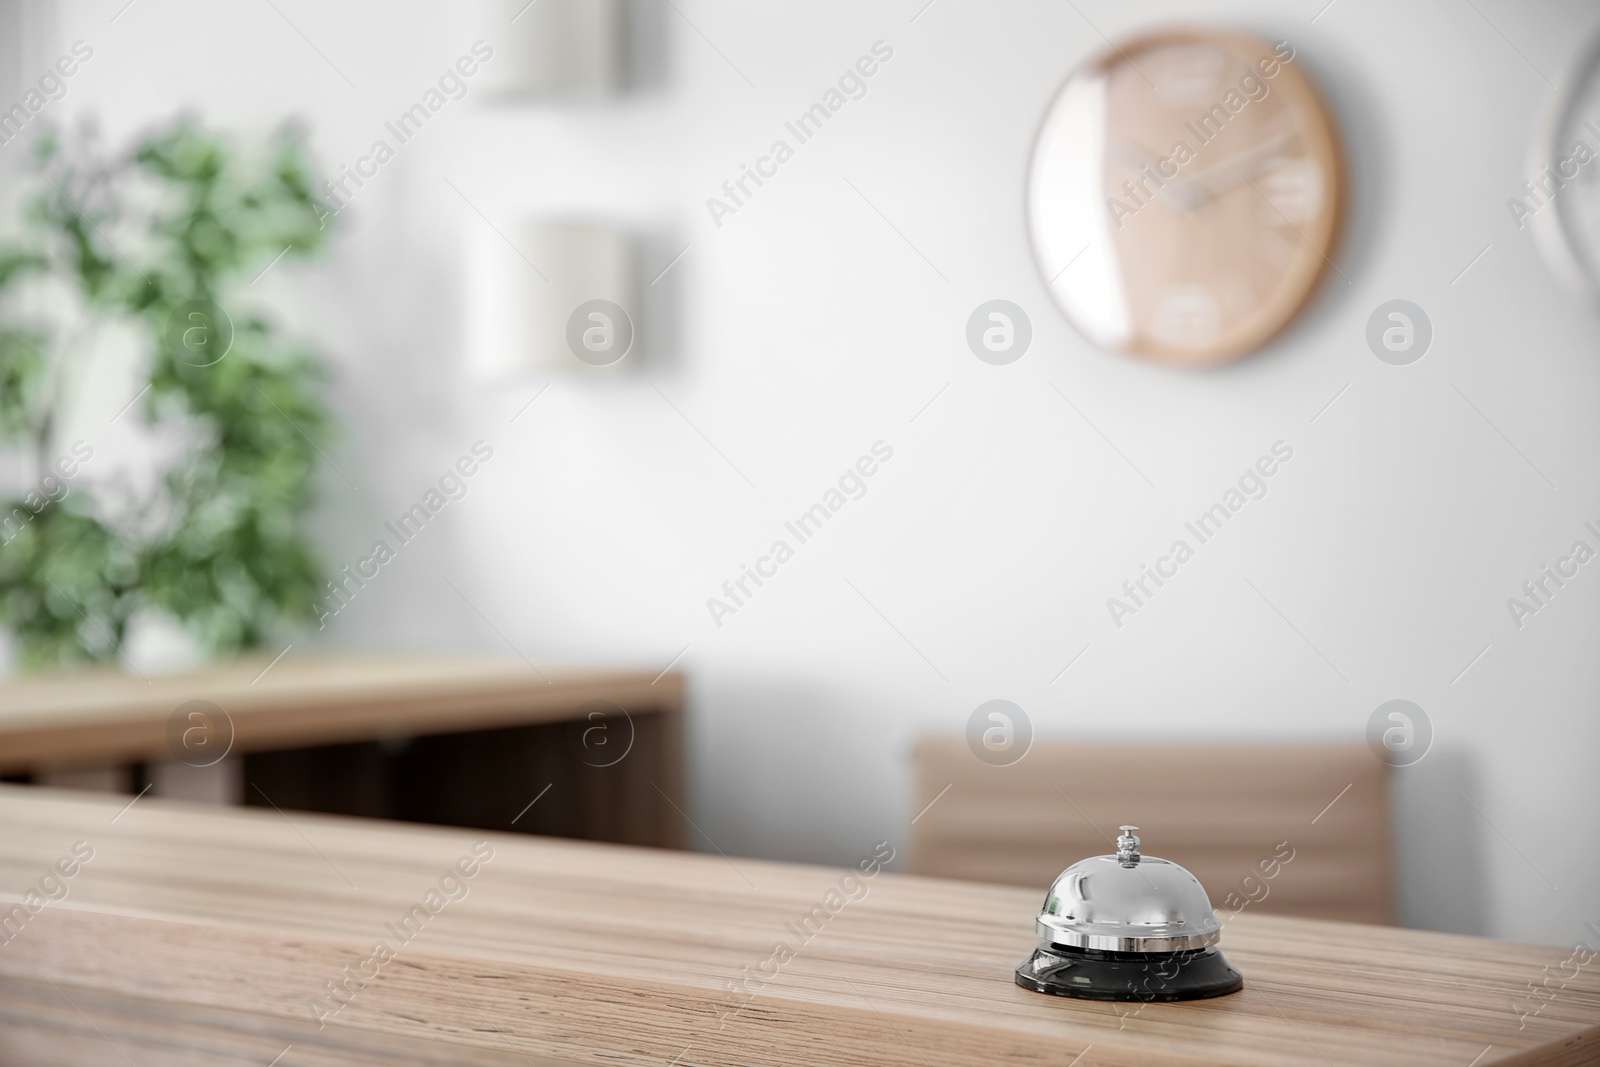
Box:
left=0, top=787, right=1593, bottom=1067
left=0, top=654, right=684, bottom=772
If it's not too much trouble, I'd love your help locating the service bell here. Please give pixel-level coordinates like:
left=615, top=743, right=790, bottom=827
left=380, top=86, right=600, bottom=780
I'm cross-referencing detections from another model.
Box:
left=1015, top=826, right=1243, bottom=1001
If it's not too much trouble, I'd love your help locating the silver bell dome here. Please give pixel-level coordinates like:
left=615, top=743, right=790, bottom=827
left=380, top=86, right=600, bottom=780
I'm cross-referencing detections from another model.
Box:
left=1034, top=826, right=1222, bottom=953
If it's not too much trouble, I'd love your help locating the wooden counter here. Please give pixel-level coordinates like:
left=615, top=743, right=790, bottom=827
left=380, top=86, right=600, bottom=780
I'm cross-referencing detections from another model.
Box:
left=0, top=786, right=1594, bottom=1066
left=0, top=653, right=683, bottom=773
left=0, top=655, right=687, bottom=848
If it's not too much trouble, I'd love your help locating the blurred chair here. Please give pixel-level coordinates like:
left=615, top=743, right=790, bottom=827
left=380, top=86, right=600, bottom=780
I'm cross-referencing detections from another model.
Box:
left=908, top=738, right=1392, bottom=924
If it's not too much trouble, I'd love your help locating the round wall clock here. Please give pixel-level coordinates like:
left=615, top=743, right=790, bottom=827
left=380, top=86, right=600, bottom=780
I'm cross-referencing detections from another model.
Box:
left=1028, top=28, right=1345, bottom=367
left=1529, top=31, right=1600, bottom=302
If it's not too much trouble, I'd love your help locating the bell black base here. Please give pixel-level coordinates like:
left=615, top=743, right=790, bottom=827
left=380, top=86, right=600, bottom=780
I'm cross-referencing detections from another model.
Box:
left=1015, top=943, right=1243, bottom=1002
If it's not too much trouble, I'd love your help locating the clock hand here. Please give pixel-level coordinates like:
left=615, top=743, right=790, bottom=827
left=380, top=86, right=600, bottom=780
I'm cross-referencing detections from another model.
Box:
left=1107, top=136, right=1169, bottom=170
left=1177, top=130, right=1301, bottom=205
left=1106, top=138, right=1206, bottom=209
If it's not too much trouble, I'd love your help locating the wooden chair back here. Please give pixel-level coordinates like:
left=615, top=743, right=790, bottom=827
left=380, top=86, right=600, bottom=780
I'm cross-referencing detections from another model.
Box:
left=908, top=738, right=1392, bottom=924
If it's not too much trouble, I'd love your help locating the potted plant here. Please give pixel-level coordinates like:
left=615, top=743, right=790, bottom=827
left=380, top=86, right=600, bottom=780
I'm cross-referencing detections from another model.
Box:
left=0, top=120, right=335, bottom=670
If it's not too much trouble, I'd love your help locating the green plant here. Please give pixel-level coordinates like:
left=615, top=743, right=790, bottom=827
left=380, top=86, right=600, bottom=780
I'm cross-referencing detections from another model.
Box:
left=0, top=120, right=335, bottom=669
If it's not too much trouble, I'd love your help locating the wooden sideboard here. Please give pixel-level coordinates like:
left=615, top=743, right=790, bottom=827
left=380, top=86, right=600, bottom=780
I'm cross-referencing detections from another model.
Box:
left=0, top=654, right=687, bottom=847
left=0, top=786, right=1594, bottom=1066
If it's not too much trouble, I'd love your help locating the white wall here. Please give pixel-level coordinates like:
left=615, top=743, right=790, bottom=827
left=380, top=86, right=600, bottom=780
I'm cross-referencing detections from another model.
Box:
left=10, top=0, right=1600, bottom=947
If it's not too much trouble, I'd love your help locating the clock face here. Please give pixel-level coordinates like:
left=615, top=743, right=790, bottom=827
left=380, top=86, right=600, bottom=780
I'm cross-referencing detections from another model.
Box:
left=1028, top=29, right=1345, bottom=366
left=1533, top=36, right=1600, bottom=300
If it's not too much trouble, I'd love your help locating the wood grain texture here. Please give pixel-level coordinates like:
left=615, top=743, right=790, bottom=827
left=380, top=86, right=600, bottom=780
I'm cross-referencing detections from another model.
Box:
left=0, top=786, right=1593, bottom=1066
left=909, top=737, right=1393, bottom=924
left=0, top=653, right=685, bottom=773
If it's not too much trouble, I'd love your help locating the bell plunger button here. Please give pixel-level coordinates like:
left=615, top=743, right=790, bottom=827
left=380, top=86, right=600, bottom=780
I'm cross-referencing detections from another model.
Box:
left=1115, top=825, right=1141, bottom=866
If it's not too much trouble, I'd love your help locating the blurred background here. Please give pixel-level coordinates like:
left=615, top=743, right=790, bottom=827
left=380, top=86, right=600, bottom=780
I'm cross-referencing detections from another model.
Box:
left=0, top=0, right=1596, bottom=951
